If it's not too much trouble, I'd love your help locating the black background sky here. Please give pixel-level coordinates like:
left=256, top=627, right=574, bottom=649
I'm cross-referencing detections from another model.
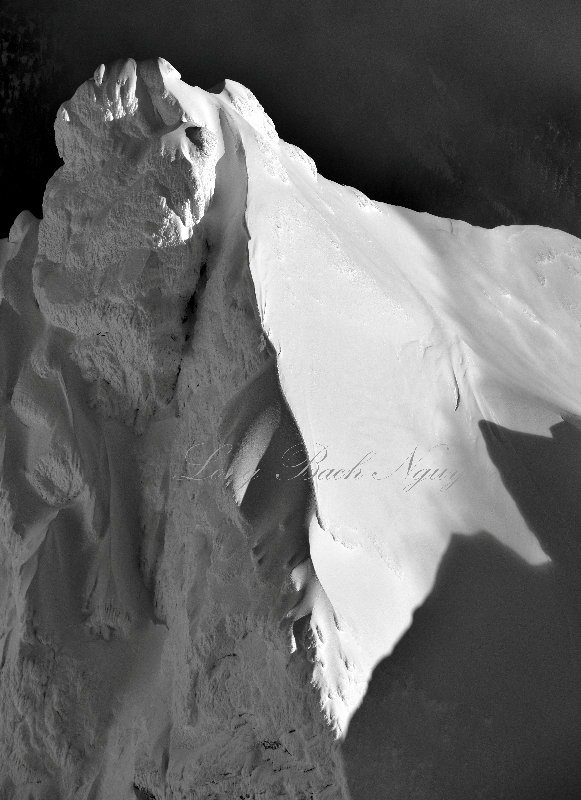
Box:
left=4, top=0, right=581, bottom=238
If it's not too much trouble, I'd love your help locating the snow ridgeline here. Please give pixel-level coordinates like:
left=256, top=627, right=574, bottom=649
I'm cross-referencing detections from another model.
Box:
left=3, top=56, right=581, bottom=799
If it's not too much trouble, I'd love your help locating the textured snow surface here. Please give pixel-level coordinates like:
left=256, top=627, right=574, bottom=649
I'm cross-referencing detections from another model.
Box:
left=2, top=56, right=581, bottom=798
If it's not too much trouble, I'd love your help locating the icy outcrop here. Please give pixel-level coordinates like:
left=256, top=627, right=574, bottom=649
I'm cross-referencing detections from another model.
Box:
left=3, top=56, right=581, bottom=798
left=0, top=58, right=348, bottom=800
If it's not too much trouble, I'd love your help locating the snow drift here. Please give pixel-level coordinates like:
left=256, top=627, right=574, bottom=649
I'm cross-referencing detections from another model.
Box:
left=2, top=56, right=581, bottom=798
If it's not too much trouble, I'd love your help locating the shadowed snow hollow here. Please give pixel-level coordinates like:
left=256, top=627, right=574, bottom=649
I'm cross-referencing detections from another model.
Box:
left=2, top=56, right=581, bottom=799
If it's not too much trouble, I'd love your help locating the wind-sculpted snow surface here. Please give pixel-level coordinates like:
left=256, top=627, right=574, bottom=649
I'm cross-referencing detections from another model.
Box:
left=2, top=57, right=581, bottom=798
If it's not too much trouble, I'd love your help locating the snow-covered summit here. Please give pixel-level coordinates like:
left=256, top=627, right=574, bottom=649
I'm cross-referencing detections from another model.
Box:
left=2, top=56, right=581, bottom=798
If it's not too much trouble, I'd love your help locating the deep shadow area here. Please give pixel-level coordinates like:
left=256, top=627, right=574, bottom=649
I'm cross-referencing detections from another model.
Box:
left=343, top=533, right=581, bottom=800
left=478, top=418, right=581, bottom=670
left=477, top=418, right=581, bottom=563
left=343, top=418, right=581, bottom=800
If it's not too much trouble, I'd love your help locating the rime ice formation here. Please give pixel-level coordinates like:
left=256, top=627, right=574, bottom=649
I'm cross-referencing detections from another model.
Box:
left=2, top=57, right=581, bottom=798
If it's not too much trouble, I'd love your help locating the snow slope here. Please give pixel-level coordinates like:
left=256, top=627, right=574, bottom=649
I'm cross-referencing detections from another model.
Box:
left=2, top=56, right=581, bottom=798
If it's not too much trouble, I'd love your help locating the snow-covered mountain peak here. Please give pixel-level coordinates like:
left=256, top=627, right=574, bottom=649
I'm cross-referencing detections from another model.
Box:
left=2, top=56, right=581, bottom=798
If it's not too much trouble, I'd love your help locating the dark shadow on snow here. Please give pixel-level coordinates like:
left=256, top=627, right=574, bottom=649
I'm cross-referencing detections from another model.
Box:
left=343, top=418, right=581, bottom=800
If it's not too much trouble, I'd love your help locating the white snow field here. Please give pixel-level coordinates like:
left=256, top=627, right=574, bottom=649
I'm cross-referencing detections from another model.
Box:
left=2, top=57, right=581, bottom=798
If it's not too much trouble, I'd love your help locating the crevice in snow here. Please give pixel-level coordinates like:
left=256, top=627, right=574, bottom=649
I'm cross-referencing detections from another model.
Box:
left=182, top=259, right=209, bottom=345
